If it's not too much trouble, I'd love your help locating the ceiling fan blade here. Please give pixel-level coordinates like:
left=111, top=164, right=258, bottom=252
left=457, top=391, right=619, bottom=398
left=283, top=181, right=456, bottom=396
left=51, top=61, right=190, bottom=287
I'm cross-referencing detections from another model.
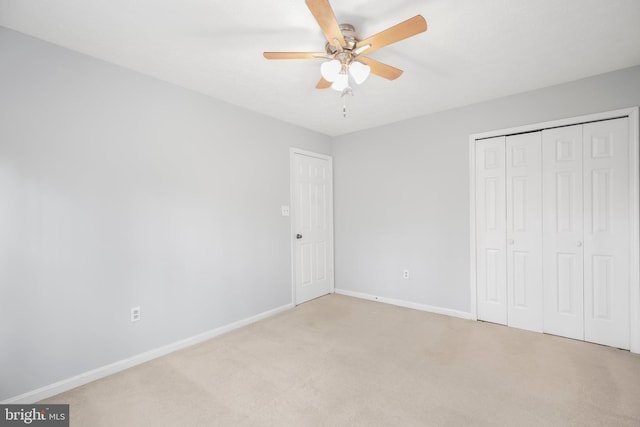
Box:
left=316, top=77, right=332, bottom=89
left=305, top=0, right=346, bottom=48
left=356, top=15, right=427, bottom=55
left=263, top=52, right=327, bottom=60
left=358, top=57, right=403, bottom=80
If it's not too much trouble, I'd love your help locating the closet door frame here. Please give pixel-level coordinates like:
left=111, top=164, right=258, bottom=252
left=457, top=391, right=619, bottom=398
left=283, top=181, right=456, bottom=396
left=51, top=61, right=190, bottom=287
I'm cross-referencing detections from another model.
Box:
left=469, top=107, right=640, bottom=353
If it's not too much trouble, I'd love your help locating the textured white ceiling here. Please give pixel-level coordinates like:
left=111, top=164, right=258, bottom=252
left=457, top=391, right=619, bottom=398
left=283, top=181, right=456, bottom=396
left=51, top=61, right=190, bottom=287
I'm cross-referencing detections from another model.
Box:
left=1, top=0, right=640, bottom=136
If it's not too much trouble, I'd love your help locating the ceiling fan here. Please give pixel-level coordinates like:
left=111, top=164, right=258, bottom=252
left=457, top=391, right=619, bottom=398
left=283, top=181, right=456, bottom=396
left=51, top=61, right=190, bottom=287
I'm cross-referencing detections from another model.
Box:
left=263, top=0, right=427, bottom=92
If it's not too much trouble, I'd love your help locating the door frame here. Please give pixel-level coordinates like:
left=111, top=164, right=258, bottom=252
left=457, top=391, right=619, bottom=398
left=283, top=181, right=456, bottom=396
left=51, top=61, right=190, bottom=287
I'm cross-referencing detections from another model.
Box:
left=468, top=106, right=640, bottom=353
left=289, top=148, right=335, bottom=305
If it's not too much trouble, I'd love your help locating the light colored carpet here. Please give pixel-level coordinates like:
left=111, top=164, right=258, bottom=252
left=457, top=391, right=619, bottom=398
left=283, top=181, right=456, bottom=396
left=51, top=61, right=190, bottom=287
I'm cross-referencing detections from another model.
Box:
left=41, top=294, right=640, bottom=426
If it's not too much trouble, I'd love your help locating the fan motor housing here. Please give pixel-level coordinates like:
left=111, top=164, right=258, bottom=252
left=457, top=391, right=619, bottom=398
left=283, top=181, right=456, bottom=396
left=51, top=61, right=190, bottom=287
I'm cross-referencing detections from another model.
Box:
left=325, top=24, right=359, bottom=54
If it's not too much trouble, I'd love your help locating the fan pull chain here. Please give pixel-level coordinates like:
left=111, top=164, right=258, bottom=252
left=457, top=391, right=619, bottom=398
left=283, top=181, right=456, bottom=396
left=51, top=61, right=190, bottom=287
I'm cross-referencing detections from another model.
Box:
left=341, top=87, right=353, bottom=118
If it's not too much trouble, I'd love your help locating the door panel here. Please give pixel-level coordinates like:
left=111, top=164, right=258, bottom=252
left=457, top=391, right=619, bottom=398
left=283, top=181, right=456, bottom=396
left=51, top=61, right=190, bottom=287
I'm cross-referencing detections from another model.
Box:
left=476, top=137, right=507, bottom=324
left=557, top=252, right=579, bottom=314
left=542, top=125, right=584, bottom=340
left=293, top=153, right=333, bottom=304
left=512, top=251, right=528, bottom=307
left=506, top=132, right=543, bottom=332
left=583, top=118, right=629, bottom=349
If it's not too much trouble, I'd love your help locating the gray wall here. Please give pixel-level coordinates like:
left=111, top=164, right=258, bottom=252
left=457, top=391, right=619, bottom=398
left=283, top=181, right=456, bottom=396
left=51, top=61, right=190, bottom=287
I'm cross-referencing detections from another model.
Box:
left=0, top=27, right=331, bottom=400
left=333, top=65, right=640, bottom=313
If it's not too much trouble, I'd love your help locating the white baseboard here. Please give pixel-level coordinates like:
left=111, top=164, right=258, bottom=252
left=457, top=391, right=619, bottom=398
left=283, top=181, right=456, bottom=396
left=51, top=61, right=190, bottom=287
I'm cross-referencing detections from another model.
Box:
left=334, top=289, right=473, bottom=320
left=2, top=302, right=294, bottom=404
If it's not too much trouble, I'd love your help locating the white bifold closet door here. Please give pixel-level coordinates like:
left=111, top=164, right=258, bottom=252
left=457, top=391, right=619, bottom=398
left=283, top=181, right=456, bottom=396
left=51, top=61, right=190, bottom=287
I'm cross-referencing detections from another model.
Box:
left=476, top=133, right=543, bottom=330
left=476, top=117, right=630, bottom=349
left=583, top=118, right=629, bottom=349
left=475, top=136, right=508, bottom=325
left=543, top=119, right=630, bottom=348
left=506, top=132, right=543, bottom=332
left=542, top=125, right=585, bottom=340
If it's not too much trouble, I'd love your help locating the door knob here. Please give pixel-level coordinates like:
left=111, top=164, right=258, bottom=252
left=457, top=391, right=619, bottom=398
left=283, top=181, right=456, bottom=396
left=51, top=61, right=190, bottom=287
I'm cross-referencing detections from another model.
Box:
left=577, top=241, right=583, bottom=247
left=296, top=234, right=303, bottom=239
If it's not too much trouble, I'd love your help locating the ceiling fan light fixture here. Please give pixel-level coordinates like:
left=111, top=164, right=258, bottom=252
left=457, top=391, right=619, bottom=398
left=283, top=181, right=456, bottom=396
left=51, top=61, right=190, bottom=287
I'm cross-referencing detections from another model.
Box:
left=349, top=61, right=371, bottom=84
left=320, top=59, right=341, bottom=82
left=331, top=72, right=349, bottom=91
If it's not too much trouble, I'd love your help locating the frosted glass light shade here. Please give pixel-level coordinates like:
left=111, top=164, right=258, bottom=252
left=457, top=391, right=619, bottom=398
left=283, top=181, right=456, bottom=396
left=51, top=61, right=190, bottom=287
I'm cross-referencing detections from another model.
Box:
left=349, top=61, right=371, bottom=84
left=320, top=60, right=341, bottom=82
left=331, top=73, right=349, bottom=91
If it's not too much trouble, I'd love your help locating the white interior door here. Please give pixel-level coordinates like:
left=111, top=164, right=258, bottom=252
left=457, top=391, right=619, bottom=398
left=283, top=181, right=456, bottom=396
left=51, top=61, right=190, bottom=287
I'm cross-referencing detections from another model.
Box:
left=542, top=125, right=584, bottom=340
left=475, top=136, right=507, bottom=325
left=506, top=132, right=543, bottom=332
left=292, top=151, right=333, bottom=305
left=583, top=118, right=630, bottom=349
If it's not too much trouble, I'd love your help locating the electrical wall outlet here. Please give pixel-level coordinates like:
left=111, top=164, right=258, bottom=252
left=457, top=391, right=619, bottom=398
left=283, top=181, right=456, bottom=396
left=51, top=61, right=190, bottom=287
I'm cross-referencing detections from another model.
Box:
left=131, top=306, right=141, bottom=322
left=403, top=270, right=410, bottom=279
